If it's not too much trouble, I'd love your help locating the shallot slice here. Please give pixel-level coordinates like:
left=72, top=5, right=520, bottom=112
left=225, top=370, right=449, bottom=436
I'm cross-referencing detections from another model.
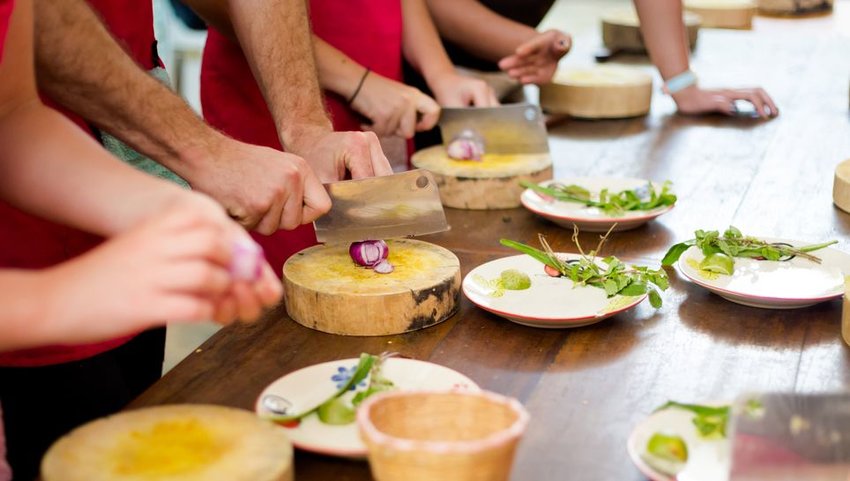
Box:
left=349, top=240, right=389, bottom=267
left=373, top=260, right=395, bottom=274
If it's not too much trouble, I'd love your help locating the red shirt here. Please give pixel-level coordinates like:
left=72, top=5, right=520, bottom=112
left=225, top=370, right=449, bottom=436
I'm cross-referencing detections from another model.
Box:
left=200, top=0, right=403, bottom=273
left=0, top=0, right=159, bottom=367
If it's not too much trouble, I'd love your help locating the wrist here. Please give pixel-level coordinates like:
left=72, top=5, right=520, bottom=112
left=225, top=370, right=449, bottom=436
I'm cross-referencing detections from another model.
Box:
left=670, top=84, right=701, bottom=108
left=663, top=70, right=698, bottom=95
left=281, top=122, right=333, bottom=156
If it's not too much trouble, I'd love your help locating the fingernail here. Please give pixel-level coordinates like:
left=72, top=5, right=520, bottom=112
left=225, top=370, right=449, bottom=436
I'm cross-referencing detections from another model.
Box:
left=231, top=239, right=263, bottom=281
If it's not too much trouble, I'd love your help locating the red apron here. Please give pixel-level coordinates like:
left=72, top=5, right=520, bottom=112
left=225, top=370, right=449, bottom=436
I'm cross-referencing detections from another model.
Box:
left=0, top=0, right=159, bottom=367
left=200, top=0, right=403, bottom=273
left=0, top=0, right=13, bottom=63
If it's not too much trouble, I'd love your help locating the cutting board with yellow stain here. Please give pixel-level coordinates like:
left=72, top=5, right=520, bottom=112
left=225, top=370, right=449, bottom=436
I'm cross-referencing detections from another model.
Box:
left=541, top=67, right=652, bottom=119
left=41, top=405, right=293, bottom=481
left=684, top=0, right=756, bottom=29
left=757, top=0, right=832, bottom=15
left=602, top=7, right=701, bottom=53
left=411, top=146, right=552, bottom=209
left=283, top=239, right=460, bottom=335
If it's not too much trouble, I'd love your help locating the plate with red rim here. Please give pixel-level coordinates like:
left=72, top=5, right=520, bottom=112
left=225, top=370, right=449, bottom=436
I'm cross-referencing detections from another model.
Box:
left=627, top=402, right=731, bottom=481
left=255, top=357, right=479, bottom=458
left=676, top=238, right=850, bottom=309
left=462, top=253, right=647, bottom=328
left=520, top=177, right=674, bottom=232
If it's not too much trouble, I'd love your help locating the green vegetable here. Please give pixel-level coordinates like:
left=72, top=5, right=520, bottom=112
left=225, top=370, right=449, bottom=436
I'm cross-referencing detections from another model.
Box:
left=699, top=252, right=735, bottom=275
left=265, top=353, right=380, bottom=424
left=662, top=226, right=837, bottom=273
left=646, top=433, right=688, bottom=463
left=521, top=180, right=676, bottom=217
left=317, top=397, right=356, bottom=425
left=500, top=226, right=668, bottom=307
left=654, top=401, right=730, bottom=439
left=500, top=269, right=532, bottom=290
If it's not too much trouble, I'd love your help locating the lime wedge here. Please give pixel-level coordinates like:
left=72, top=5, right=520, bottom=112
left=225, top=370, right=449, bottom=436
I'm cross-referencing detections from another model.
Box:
left=699, top=253, right=734, bottom=275
left=646, top=432, right=688, bottom=463
left=499, top=269, right=532, bottom=290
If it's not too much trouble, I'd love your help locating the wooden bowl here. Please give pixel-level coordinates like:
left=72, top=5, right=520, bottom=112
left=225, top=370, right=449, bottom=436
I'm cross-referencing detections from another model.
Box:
left=41, top=405, right=293, bottom=481
left=358, top=390, right=529, bottom=481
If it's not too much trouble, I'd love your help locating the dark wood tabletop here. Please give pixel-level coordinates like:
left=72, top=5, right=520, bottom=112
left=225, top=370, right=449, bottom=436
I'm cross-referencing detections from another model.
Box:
left=131, top=8, right=850, bottom=481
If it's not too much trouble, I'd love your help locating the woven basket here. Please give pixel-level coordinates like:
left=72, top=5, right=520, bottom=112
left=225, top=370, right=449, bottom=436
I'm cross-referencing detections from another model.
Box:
left=357, top=390, right=529, bottom=481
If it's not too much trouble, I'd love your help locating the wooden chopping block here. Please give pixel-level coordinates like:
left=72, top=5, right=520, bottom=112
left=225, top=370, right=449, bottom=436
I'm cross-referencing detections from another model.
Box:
left=41, top=405, right=293, bottom=481
left=602, top=7, right=701, bottom=53
left=684, top=0, right=756, bottom=29
left=411, top=146, right=552, bottom=209
left=283, top=239, right=460, bottom=336
left=540, top=67, right=653, bottom=119
left=757, top=0, right=833, bottom=15
left=833, top=159, right=850, bottom=213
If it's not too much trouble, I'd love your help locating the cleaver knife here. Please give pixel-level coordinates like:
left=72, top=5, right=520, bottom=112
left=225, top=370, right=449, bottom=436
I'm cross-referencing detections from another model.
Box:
left=438, top=103, right=550, bottom=154
left=313, top=169, right=448, bottom=244
left=728, top=392, right=850, bottom=481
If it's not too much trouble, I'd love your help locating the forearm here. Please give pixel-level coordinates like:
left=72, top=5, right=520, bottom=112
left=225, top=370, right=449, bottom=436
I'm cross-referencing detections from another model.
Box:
left=401, top=0, right=456, bottom=87
left=425, top=0, right=536, bottom=63
left=33, top=0, right=228, bottom=182
left=313, top=37, right=367, bottom=99
left=226, top=0, right=332, bottom=151
left=0, top=102, right=189, bottom=237
left=632, top=0, right=691, bottom=80
left=0, top=270, right=59, bottom=350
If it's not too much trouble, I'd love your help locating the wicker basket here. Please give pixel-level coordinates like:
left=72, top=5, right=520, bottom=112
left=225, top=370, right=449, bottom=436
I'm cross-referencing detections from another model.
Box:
left=357, top=390, right=529, bottom=481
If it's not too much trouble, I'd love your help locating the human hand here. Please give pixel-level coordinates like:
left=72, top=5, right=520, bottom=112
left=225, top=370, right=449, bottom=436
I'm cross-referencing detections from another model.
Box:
left=429, top=72, right=499, bottom=108
left=188, top=139, right=331, bottom=235
left=351, top=71, right=441, bottom=139
left=287, top=126, right=394, bottom=183
left=498, top=29, right=571, bottom=85
left=673, top=86, right=779, bottom=118
left=44, top=195, right=283, bottom=342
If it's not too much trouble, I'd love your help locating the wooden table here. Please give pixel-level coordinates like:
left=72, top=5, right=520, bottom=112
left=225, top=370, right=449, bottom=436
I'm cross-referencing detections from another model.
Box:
left=132, top=5, right=850, bottom=480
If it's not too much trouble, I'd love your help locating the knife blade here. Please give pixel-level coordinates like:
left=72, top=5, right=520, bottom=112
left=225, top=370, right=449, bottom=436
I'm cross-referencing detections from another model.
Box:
left=728, top=392, right=850, bottom=481
left=313, top=169, right=448, bottom=244
left=438, top=103, right=549, bottom=154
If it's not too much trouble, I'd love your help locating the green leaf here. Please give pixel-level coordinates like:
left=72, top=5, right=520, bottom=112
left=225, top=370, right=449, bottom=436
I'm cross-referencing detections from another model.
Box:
left=662, top=242, right=693, bottom=266
left=648, top=288, right=662, bottom=308
left=620, top=281, right=648, bottom=296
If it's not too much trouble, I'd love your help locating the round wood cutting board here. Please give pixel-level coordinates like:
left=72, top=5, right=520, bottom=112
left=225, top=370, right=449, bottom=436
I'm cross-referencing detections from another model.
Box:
left=411, top=146, right=552, bottom=209
left=283, top=239, right=461, bottom=336
left=757, top=0, right=833, bottom=15
left=41, top=405, right=293, bottom=481
left=602, top=8, right=701, bottom=53
left=684, top=0, right=756, bottom=29
left=540, top=67, right=653, bottom=119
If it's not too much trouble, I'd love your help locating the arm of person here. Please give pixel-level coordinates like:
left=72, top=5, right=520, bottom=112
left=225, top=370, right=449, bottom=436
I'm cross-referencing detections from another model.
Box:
left=401, top=0, right=497, bottom=107
left=34, top=0, right=330, bottom=234
left=314, top=37, right=440, bottom=139
left=0, top=0, right=281, bottom=349
left=182, top=0, right=392, bottom=182
left=633, top=0, right=778, bottom=117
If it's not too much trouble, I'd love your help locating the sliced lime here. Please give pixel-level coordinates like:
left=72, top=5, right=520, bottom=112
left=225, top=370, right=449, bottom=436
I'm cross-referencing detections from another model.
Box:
left=646, top=432, right=689, bottom=463
left=317, top=397, right=356, bottom=425
left=499, top=269, right=532, bottom=290
left=699, top=253, right=734, bottom=275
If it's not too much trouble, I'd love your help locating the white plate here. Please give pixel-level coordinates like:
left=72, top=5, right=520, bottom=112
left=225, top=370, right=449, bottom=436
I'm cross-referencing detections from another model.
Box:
left=462, top=253, right=646, bottom=328
left=255, top=358, right=479, bottom=458
left=520, top=177, right=674, bottom=232
left=627, top=403, right=731, bottom=481
left=677, top=238, right=850, bottom=309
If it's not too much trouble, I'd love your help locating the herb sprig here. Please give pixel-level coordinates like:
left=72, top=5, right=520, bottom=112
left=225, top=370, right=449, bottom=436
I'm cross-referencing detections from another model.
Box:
left=662, top=226, right=837, bottom=269
left=500, top=225, right=668, bottom=307
left=521, top=180, right=677, bottom=217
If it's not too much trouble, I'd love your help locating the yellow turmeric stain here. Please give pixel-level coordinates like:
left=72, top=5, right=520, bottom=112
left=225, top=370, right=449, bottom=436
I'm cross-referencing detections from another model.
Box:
left=444, top=153, right=523, bottom=172
left=110, top=419, right=227, bottom=477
